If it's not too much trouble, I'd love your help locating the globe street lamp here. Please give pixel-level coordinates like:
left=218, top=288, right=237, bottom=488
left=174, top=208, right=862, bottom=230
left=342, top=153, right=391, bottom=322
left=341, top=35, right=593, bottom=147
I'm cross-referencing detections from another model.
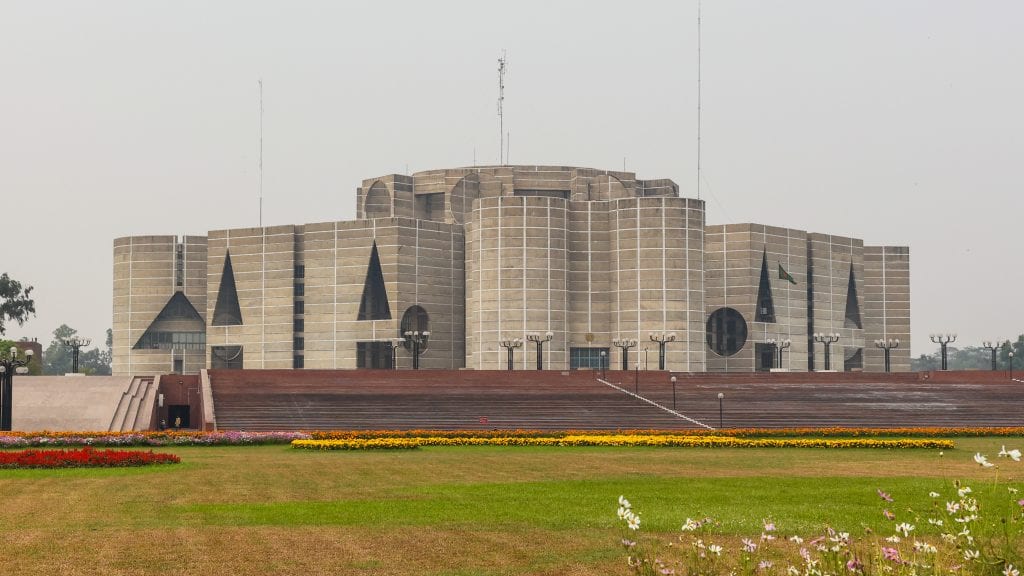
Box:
left=813, top=333, right=841, bottom=371
left=766, top=338, right=791, bottom=369
left=649, top=333, right=677, bottom=371
left=612, top=338, right=638, bottom=371
left=670, top=375, right=677, bottom=410
left=930, top=333, right=957, bottom=371
left=1010, top=351, right=1015, bottom=380
left=61, top=335, right=92, bottom=374
left=526, top=331, right=554, bottom=371
left=403, top=330, right=430, bottom=370
left=982, top=340, right=1000, bottom=371
left=599, top=350, right=607, bottom=379
left=498, top=337, right=523, bottom=371
left=0, top=346, right=34, bottom=431
left=874, top=338, right=900, bottom=373
left=388, top=337, right=405, bottom=370
left=717, top=392, right=724, bottom=429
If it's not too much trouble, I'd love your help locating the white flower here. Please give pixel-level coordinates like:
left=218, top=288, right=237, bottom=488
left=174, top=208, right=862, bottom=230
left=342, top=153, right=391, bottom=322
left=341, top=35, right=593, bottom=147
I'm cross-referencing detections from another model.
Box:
left=787, top=567, right=801, bottom=576
left=1008, top=449, right=1022, bottom=462
left=974, top=453, right=994, bottom=468
left=947, top=501, right=961, bottom=514
left=707, top=544, right=723, bottom=556
left=681, top=518, right=700, bottom=531
left=789, top=536, right=804, bottom=544
left=895, top=522, right=915, bottom=537
left=958, top=486, right=973, bottom=497
left=927, top=518, right=944, bottom=526
left=627, top=514, right=641, bottom=531
left=913, top=541, right=937, bottom=554
left=618, top=495, right=631, bottom=509
left=928, top=491, right=940, bottom=498
left=1004, top=564, right=1020, bottom=576
left=963, top=549, right=980, bottom=560
left=885, top=535, right=901, bottom=543
left=742, top=538, right=757, bottom=552
left=617, top=506, right=630, bottom=520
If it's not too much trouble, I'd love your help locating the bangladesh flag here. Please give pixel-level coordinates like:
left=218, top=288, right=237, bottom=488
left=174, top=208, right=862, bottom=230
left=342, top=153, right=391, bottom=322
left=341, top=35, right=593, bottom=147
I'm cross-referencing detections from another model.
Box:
left=778, top=264, right=797, bottom=285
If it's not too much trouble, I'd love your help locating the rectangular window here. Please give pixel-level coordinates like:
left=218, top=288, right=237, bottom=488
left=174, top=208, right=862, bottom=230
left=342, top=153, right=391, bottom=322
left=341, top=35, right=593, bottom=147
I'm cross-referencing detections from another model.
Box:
left=294, top=301, right=304, bottom=315
left=293, top=337, right=304, bottom=351
left=294, top=318, right=304, bottom=333
left=211, top=346, right=243, bottom=369
left=356, top=341, right=393, bottom=369
left=569, top=347, right=610, bottom=370
left=292, top=355, right=304, bottom=369
left=294, top=283, right=304, bottom=297
left=294, top=264, right=305, bottom=278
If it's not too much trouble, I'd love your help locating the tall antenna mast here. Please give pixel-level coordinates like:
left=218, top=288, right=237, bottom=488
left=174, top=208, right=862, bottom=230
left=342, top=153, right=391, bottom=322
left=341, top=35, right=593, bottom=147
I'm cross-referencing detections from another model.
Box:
left=696, top=1, right=702, bottom=201
left=498, top=50, right=507, bottom=166
left=258, top=78, right=264, bottom=227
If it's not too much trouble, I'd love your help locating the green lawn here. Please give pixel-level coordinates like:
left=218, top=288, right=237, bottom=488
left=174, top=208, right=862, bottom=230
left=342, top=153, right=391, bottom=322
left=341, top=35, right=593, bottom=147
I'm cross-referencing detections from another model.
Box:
left=0, top=437, right=1020, bottom=575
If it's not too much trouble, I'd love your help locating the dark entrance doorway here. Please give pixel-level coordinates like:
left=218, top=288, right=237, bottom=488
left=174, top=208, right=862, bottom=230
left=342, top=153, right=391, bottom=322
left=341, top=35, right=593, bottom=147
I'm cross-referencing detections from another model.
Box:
left=755, top=343, right=775, bottom=372
left=168, top=405, right=190, bottom=429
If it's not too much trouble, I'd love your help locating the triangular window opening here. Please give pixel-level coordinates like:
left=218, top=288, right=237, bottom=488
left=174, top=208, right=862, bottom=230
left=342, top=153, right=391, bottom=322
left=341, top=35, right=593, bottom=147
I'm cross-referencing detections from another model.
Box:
left=844, top=264, right=863, bottom=329
left=212, top=251, right=243, bottom=326
left=755, top=251, right=776, bottom=323
left=357, top=241, right=392, bottom=321
left=132, top=292, right=206, bottom=350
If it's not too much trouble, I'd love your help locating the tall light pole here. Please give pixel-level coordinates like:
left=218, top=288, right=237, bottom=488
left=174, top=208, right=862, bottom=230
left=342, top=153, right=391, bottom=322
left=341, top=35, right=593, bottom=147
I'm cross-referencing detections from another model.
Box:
left=61, top=335, right=92, bottom=374
left=388, top=337, right=405, bottom=370
left=526, top=331, right=554, bottom=371
left=982, top=340, right=1000, bottom=371
left=498, top=337, right=523, bottom=371
left=0, top=346, right=34, bottom=431
left=612, top=338, right=638, bottom=371
left=599, top=350, right=607, bottom=379
left=766, top=338, right=791, bottom=369
left=670, top=375, right=677, bottom=409
left=813, top=333, right=841, bottom=371
left=717, top=392, right=724, bottom=429
left=874, top=338, right=900, bottom=373
left=633, top=361, right=640, bottom=394
left=930, top=333, right=956, bottom=371
left=1010, top=351, right=1015, bottom=380
left=403, top=330, right=430, bottom=370
left=649, top=333, right=676, bottom=371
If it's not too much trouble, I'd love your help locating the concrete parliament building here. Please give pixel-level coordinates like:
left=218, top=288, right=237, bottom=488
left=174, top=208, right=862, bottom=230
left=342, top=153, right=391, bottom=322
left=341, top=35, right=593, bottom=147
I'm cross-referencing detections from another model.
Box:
left=113, top=165, right=910, bottom=376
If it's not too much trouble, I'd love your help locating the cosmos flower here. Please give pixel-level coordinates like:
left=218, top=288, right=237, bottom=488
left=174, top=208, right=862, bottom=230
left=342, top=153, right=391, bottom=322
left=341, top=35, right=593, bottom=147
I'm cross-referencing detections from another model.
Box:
left=974, top=453, right=994, bottom=467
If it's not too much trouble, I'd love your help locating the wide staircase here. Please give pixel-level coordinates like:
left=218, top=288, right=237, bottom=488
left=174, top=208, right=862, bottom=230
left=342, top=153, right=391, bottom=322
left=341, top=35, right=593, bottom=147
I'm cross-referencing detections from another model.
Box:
left=208, top=369, right=1024, bottom=431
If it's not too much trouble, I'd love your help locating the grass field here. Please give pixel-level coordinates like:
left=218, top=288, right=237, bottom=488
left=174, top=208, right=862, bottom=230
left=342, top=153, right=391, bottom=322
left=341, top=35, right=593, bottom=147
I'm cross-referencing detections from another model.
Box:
left=0, top=437, right=1021, bottom=575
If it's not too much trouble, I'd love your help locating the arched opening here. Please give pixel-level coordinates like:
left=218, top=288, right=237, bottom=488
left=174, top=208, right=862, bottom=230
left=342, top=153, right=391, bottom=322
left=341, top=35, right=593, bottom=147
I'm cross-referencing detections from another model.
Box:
left=363, top=181, right=391, bottom=219
left=400, top=305, right=430, bottom=352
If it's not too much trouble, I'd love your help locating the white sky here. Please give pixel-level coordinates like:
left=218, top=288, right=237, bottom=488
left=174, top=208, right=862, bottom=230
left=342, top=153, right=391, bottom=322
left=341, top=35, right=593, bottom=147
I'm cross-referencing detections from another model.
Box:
left=2, top=1, right=1022, bottom=357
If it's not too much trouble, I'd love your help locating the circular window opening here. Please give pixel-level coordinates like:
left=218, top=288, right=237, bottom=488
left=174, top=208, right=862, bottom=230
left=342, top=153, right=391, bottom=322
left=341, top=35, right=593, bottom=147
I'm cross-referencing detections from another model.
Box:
left=400, top=305, right=430, bottom=352
left=706, top=307, right=748, bottom=357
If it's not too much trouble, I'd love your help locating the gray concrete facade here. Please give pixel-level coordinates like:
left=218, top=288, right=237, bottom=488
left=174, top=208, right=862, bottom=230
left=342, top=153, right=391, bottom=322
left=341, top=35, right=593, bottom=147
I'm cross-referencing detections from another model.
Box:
left=112, top=164, right=910, bottom=375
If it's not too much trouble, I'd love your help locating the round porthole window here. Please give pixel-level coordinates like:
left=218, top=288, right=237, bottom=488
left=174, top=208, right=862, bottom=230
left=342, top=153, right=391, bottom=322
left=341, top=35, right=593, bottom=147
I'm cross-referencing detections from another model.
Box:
left=706, top=307, right=748, bottom=357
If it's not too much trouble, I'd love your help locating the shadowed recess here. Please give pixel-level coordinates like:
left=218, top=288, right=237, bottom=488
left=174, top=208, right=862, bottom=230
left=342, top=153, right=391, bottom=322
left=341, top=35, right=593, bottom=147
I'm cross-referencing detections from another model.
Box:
left=357, top=241, right=391, bottom=321
left=212, top=251, right=243, bottom=326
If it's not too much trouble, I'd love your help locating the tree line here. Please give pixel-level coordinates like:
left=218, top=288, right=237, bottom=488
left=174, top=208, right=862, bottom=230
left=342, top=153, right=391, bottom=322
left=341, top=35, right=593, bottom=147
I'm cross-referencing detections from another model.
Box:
left=911, top=335, right=1023, bottom=371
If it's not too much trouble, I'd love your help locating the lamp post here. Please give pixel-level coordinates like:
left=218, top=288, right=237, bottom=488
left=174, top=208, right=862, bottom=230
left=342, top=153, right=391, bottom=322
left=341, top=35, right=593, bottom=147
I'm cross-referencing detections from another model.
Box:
left=388, top=337, right=405, bottom=370
left=600, top=350, right=607, bottom=379
left=717, top=392, right=724, bottom=429
left=649, top=333, right=677, bottom=371
left=634, top=361, right=640, bottom=395
left=982, top=340, right=1000, bottom=371
left=874, top=338, right=900, bottom=373
left=612, top=338, right=638, bottom=371
left=670, top=375, right=677, bottom=410
left=929, top=333, right=957, bottom=371
left=1010, top=351, right=1015, bottom=380
left=766, top=338, right=791, bottom=369
left=61, top=335, right=92, bottom=374
left=0, top=346, right=34, bottom=431
left=526, top=331, right=553, bottom=371
left=813, top=333, right=841, bottom=371
left=498, top=337, right=523, bottom=371
left=403, top=330, right=430, bottom=370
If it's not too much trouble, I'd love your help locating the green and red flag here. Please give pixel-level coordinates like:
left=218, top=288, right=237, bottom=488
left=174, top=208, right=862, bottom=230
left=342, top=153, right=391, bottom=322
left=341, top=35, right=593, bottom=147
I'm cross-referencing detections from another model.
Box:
left=778, top=264, right=797, bottom=285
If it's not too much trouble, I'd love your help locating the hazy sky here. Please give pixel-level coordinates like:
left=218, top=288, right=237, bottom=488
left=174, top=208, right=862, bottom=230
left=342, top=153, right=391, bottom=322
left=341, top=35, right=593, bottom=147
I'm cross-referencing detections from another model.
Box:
left=2, top=1, right=1021, bottom=357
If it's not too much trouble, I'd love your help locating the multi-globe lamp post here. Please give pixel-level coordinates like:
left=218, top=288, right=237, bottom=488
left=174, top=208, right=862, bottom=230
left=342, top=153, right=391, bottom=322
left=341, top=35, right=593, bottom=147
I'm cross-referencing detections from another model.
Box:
left=982, top=340, right=1001, bottom=371
left=766, top=338, right=791, bottom=369
left=649, top=332, right=676, bottom=371
left=526, top=331, right=553, bottom=371
left=0, top=346, right=34, bottom=431
left=388, top=337, right=405, bottom=370
left=874, top=338, right=900, bottom=373
left=60, top=335, right=92, bottom=374
left=929, top=333, right=956, bottom=371
left=403, top=330, right=430, bottom=370
left=611, top=337, right=637, bottom=371
left=813, top=333, right=841, bottom=371
left=498, top=337, right=523, bottom=371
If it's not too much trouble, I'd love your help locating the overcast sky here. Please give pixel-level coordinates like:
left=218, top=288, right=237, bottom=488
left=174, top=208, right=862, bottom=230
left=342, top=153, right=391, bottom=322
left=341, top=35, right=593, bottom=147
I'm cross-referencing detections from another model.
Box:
left=2, top=1, right=1021, bottom=357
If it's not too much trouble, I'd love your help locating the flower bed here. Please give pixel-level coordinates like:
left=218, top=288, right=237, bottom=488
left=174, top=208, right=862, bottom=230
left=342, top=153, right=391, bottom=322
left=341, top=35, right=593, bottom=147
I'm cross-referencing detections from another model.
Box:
left=0, top=431, right=310, bottom=448
left=0, top=447, right=180, bottom=468
left=291, top=435, right=953, bottom=451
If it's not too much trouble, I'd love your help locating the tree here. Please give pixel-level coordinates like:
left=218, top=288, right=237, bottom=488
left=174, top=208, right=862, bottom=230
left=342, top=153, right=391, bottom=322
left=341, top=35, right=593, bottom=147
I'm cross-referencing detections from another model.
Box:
left=42, top=325, right=111, bottom=375
left=912, top=334, right=1024, bottom=371
left=0, top=273, right=35, bottom=335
